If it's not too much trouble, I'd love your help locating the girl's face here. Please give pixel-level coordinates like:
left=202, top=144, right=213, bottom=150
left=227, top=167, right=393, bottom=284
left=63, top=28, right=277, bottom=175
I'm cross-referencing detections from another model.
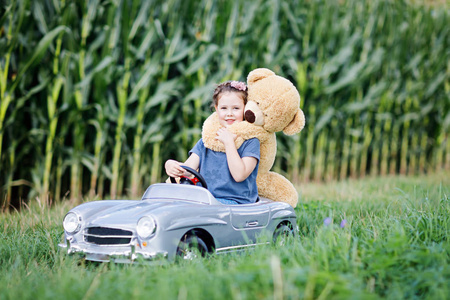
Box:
left=215, top=92, right=245, bottom=127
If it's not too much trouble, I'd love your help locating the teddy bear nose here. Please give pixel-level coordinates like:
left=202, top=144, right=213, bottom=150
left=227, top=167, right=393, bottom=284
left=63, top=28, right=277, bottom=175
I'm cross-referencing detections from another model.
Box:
left=245, top=110, right=256, bottom=123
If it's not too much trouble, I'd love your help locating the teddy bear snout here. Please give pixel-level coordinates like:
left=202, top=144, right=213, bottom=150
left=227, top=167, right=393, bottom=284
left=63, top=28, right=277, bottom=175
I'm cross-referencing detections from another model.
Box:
left=244, top=101, right=265, bottom=126
left=245, top=110, right=256, bottom=123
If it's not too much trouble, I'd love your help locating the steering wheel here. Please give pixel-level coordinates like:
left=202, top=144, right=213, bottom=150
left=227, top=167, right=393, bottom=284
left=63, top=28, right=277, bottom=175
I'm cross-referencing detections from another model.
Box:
left=170, top=165, right=208, bottom=189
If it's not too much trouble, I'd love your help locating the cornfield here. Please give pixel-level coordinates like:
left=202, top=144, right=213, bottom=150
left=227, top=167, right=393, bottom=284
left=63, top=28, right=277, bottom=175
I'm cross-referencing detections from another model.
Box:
left=0, top=0, right=448, bottom=209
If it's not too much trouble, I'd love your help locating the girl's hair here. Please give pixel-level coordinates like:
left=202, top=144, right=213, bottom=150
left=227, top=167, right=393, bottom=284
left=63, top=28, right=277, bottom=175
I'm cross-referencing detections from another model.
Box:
left=212, top=81, right=248, bottom=108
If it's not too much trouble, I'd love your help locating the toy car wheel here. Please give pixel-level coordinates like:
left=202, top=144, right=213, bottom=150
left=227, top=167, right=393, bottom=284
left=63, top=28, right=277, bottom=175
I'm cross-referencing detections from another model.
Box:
left=176, top=234, right=209, bottom=260
left=273, top=224, right=294, bottom=246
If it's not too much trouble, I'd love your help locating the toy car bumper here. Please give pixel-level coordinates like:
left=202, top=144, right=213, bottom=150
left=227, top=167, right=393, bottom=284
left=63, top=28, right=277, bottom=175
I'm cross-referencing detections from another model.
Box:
left=58, top=237, right=167, bottom=264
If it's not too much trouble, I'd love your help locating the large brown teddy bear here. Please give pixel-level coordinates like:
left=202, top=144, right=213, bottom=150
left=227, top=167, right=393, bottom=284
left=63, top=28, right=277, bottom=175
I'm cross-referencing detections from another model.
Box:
left=202, top=68, right=305, bottom=207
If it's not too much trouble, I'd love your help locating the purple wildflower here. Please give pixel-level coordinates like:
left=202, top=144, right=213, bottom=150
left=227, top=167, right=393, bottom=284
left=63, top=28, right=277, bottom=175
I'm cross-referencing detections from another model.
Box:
left=324, top=217, right=332, bottom=226
left=340, top=219, right=347, bottom=228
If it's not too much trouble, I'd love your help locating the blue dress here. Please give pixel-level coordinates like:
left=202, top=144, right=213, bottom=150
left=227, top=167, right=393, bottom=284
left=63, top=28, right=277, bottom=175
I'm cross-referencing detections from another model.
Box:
left=189, top=138, right=260, bottom=204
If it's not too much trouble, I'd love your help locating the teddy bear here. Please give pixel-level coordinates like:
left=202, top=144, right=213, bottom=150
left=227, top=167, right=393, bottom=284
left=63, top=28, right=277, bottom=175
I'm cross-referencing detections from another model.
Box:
left=202, top=68, right=305, bottom=207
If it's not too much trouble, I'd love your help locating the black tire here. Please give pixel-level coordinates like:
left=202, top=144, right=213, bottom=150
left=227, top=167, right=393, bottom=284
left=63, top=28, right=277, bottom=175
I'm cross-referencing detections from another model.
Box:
left=273, top=224, right=294, bottom=246
left=176, top=234, right=209, bottom=260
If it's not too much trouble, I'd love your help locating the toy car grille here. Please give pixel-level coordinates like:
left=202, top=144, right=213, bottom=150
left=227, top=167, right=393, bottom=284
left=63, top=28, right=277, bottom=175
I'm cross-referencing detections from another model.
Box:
left=84, top=227, right=133, bottom=245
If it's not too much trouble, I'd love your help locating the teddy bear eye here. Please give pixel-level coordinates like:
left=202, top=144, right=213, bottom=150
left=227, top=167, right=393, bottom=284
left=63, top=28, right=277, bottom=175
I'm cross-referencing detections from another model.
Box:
left=256, top=102, right=260, bottom=105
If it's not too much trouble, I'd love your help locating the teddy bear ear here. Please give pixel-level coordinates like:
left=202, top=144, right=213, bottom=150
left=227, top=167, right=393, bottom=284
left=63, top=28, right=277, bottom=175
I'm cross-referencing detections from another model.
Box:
left=283, top=109, right=306, bottom=135
left=247, top=68, right=276, bottom=85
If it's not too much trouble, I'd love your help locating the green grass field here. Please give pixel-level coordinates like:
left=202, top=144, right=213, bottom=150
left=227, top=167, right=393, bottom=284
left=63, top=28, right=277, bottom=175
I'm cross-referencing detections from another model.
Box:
left=1, top=172, right=449, bottom=299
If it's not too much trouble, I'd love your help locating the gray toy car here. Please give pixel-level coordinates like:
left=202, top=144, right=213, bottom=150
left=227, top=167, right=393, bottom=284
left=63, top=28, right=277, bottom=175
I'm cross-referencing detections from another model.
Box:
left=59, top=166, right=297, bottom=263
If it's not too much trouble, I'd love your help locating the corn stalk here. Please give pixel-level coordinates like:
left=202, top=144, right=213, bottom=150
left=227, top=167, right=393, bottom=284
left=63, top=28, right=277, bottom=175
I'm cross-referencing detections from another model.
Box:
left=1, top=0, right=66, bottom=204
left=0, top=0, right=448, bottom=204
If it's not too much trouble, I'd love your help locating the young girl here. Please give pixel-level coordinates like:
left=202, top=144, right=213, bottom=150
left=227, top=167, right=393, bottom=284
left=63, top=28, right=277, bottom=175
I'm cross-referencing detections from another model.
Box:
left=165, top=81, right=260, bottom=205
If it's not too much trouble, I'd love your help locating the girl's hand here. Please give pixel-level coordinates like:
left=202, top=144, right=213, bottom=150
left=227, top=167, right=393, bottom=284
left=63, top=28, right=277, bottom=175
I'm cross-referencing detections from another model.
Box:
left=165, top=159, right=186, bottom=178
left=215, top=127, right=237, bottom=146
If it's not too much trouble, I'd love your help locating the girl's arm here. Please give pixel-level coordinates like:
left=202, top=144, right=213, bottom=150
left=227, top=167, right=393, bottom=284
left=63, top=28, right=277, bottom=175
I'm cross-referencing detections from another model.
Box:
left=165, top=153, right=200, bottom=178
left=216, top=127, right=258, bottom=182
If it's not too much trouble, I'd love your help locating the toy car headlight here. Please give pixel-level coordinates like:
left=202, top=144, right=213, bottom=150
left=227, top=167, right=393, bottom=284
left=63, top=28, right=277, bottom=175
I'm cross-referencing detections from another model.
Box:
left=63, top=212, right=81, bottom=234
left=136, top=216, right=156, bottom=239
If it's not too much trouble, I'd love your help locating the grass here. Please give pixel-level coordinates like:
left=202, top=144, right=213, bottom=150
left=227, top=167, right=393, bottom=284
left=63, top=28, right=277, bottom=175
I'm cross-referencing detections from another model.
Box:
left=1, top=171, right=449, bottom=299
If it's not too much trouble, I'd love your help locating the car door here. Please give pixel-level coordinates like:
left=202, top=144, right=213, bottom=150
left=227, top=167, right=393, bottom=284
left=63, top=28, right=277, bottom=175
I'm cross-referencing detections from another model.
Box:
left=229, top=204, right=270, bottom=245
